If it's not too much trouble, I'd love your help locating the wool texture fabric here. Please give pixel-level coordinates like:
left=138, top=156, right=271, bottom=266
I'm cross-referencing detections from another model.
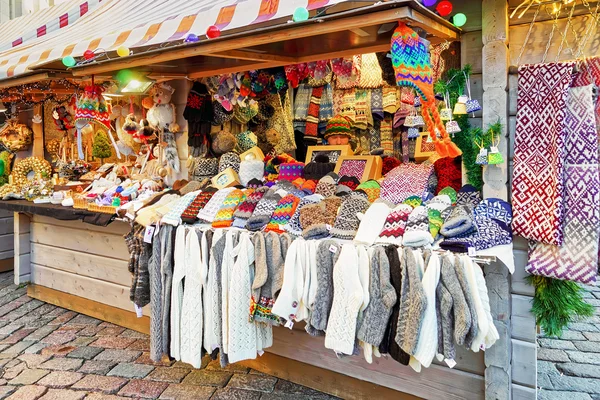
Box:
left=456, top=185, right=480, bottom=208
left=381, top=163, right=433, bottom=204
left=246, top=188, right=283, bottom=231
left=301, top=197, right=340, bottom=240
left=403, top=206, right=433, bottom=247
left=377, top=204, right=413, bottom=245
left=527, top=84, right=600, bottom=284
left=305, top=156, right=336, bottom=181
left=381, top=117, right=394, bottom=156
left=325, top=114, right=354, bottom=140
left=265, top=193, right=301, bottom=233
left=307, top=240, right=341, bottom=335
left=161, top=192, right=198, bottom=226
left=284, top=194, right=323, bottom=236
left=212, top=189, right=247, bottom=228
left=427, top=195, right=452, bottom=238
left=232, top=186, right=268, bottom=228
left=434, top=157, right=462, bottom=194
left=218, top=152, right=241, bottom=174
left=331, top=195, right=370, bottom=240
left=197, top=188, right=234, bottom=223
left=512, top=62, right=575, bottom=245
left=192, top=157, right=219, bottom=181
left=315, top=175, right=337, bottom=198
left=440, top=205, right=476, bottom=238
left=278, top=163, right=305, bottom=182
left=356, top=180, right=381, bottom=203
left=305, top=86, right=324, bottom=140
left=383, top=156, right=401, bottom=176
left=354, top=200, right=394, bottom=246
left=239, top=159, right=264, bottom=187
left=338, top=174, right=361, bottom=190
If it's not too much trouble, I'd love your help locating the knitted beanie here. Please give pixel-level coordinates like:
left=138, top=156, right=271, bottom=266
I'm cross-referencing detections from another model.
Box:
left=232, top=186, right=269, bottom=228
left=278, top=163, right=305, bottom=182
left=354, top=199, right=394, bottom=246
left=434, top=157, right=462, bottom=194
left=382, top=156, right=401, bottom=176
left=284, top=194, right=323, bottom=236
left=218, top=152, right=241, bottom=174
left=440, top=205, right=477, bottom=238
left=338, top=175, right=361, bottom=191
left=330, top=195, right=370, bottom=240
left=456, top=185, right=481, bottom=208
left=239, top=159, right=264, bottom=187
left=181, top=188, right=218, bottom=224
left=324, top=114, right=353, bottom=140
left=402, top=206, right=433, bottom=247
left=377, top=204, right=413, bottom=245
left=197, top=187, right=235, bottom=223
left=315, top=175, right=337, bottom=198
left=192, top=157, right=219, bottom=181
left=305, top=154, right=336, bottom=181
left=302, top=196, right=342, bottom=240
left=439, top=186, right=458, bottom=206
left=265, top=193, right=301, bottom=233
left=246, top=188, right=284, bottom=231
left=212, top=189, right=247, bottom=228
left=356, top=180, right=381, bottom=203
left=403, top=195, right=423, bottom=209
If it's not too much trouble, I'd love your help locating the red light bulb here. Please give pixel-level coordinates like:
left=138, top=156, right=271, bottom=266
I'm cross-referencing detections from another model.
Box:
left=206, top=25, right=221, bottom=39
left=83, top=50, right=95, bottom=60
left=436, top=0, right=453, bottom=17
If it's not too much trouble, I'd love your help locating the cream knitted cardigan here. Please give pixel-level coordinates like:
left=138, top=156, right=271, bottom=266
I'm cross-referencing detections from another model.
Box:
left=412, top=252, right=441, bottom=370
left=325, top=244, right=364, bottom=355
left=272, top=239, right=306, bottom=323
left=221, top=230, right=238, bottom=357
left=179, top=229, right=204, bottom=368
left=204, top=229, right=224, bottom=354
left=169, top=226, right=187, bottom=360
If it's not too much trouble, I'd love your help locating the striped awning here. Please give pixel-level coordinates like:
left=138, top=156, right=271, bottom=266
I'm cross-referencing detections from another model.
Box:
left=0, top=0, right=368, bottom=81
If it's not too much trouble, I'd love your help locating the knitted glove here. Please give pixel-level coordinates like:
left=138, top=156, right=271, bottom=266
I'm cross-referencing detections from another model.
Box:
left=232, top=186, right=269, bottom=228
left=212, top=189, right=247, bottom=228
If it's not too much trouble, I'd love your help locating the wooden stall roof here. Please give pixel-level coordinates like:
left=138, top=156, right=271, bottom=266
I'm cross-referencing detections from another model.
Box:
left=0, top=0, right=459, bottom=87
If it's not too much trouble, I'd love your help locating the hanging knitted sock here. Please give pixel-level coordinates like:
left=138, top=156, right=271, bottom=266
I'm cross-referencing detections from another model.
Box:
left=371, top=88, right=384, bottom=121
left=369, top=121, right=381, bottom=152
left=246, top=188, right=285, bottom=231
left=354, top=89, right=369, bottom=130
left=305, top=86, right=324, bottom=144
left=212, top=189, right=247, bottom=228
left=381, top=117, right=394, bottom=156
left=232, top=187, right=269, bottom=228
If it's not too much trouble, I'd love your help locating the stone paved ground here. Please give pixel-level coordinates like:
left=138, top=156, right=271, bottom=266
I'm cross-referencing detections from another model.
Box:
left=0, top=271, right=337, bottom=400
left=538, top=284, right=600, bottom=400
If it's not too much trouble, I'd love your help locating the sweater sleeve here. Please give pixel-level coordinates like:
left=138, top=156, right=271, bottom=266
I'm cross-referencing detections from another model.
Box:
left=170, top=226, right=187, bottom=360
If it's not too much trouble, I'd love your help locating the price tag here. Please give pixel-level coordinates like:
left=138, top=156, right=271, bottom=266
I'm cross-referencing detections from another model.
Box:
left=468, top=247, right=477, bottom=257
left=445, top=359, right=457, bottom=368
left=329, top=245, right=338, bottom=253
left=258, top=350, right=265, bottom=356
left=144, top=226, right=155, bottom=244
left=154, top=222, right=161, bottom=237
left=480, top=344, right=486, bottom=351
left=284, top=320, right=294, bottom=330
left=134, top=304, right=143, bottom=318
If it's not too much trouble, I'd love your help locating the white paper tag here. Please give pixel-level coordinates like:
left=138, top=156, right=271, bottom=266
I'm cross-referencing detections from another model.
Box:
left=329, top=245, right=338, bottom=253
left=480, top=344, right=486, bottom=351
left=134, top=304, right=143, bottom=318
left=284, top=320, right=294, bottom=330
left=125, top=212, right=135, bottom=221
left=144, top=226, right=155, bottom=244
left=468, top=247, right=477, bottom=257
left=326, top=224, right=332, bottom=231
left=258, top=350, right=265, bottom=356
left=154, top=222, right=160, bottom=237
left=426, top=134, right=433, bottom=143
left=445, top=359, right=457, bottom=368
left=490, top=146, right=499, bottom=153
left=479, top=148, right=488, bottom=157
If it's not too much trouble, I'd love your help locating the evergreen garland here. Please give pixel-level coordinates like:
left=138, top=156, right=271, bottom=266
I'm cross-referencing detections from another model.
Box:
left=526, top=275, right=594, bottom=337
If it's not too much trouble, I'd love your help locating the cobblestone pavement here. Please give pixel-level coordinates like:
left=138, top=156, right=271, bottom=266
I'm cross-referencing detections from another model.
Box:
left=0, top=271, right=337, bottom=400
left=538, top=284, right=600, bottom=400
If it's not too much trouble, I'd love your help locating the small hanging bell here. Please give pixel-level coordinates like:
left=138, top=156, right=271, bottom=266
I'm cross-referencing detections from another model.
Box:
left=453, top=102, right=468, bottom=115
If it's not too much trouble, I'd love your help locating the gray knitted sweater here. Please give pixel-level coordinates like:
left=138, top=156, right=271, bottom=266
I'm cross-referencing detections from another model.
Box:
left=439, top=254, right=472, bottom=346
left=306, top=240, right=340, bottom=336
left=149, top=228, right=163, bottom=362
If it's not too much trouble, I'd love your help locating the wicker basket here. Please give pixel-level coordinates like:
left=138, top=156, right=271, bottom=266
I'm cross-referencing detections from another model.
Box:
left=88, top=203, right=117, bottom=214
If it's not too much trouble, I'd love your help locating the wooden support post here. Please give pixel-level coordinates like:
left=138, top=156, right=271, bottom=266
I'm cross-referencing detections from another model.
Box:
left=31, top=104, right=44, bottom=158
left=13, top=212, right=31, bottom=285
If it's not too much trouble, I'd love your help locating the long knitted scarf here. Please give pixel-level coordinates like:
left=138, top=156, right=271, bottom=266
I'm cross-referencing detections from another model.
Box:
left=527, top=85, right=600, bottom=284
left=512, top=62, right=575, bottom=246
left=305, top=86, right=324, bottom=138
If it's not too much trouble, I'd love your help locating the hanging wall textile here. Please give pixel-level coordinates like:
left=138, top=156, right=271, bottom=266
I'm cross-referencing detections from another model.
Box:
left=511, top=62, right=574, bottom=246
left=526, top=85, right=600, bottom=284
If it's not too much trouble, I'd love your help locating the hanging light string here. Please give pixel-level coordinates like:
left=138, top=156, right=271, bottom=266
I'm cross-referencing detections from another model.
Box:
left=542, top=3, right=562, bottom=63
left=516, top=4, right=541, bottom=65
left=575, top=0, right=600, bottom=58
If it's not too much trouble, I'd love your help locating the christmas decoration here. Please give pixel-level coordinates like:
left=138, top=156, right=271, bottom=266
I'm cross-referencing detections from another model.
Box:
left=92, top=131, right=112, bottom=163
left=452, top=13, right=467, bottom=27
left=436, top=0, right=453, bottom=16
left=117, top=46, right=130, bottom=57
left=83, top=50, right=95, bottom=60
left=206, top=25, right=221, bottom=39
left=185, top=33, right=199, bottom=43
left=293, top=7, right=309, bottom=22
left=62, top=56, right=76, bottom=67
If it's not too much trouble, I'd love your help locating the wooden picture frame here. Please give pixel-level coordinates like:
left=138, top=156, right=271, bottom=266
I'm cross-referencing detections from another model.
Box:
left=334, top=155, right=376, bottom=182
left=415, top=131, right=437, bottom=162
left=305, top=145, right=352, bottom=164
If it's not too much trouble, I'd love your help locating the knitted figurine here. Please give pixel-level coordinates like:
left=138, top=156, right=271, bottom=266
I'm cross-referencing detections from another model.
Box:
left=391, top=23, right=461, bottom=158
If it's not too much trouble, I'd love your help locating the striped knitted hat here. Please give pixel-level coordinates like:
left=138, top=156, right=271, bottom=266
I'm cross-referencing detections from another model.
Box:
left=324, top=114, right=354, bottom=140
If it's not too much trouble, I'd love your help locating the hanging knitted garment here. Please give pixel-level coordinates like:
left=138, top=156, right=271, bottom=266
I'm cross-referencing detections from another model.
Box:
left=305, top=86, right=324, bottom=142
left=380, top=117, right=394, bottom=156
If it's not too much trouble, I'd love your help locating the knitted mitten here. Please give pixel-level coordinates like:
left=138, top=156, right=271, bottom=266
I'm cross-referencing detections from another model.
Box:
left=336, top=184, right=352, bottom=197
left=161, top=191, right=198, bottom=226
left=239, top=159, right=264, bottom=187
left=402, top=206, right=433, bottom=247
left=473, top=198, right=513, bottom=224
left=426, top=195, right=452, bottom=239
left=246, top=188, right=284, bottom=231
left=300, top=179, right=317, bottom=194
left=354, top=199, right=394, bottom=246
left=440, top=205, right=477, bottom=238
left=232, top=186, right=269, bottom=228
left=301, top=197, right=342, bottom=240
left=338, top=175, right=361, bottom=191
left=330, top=195, right=370, bottom=240
left=212, top=189, right=247, bottom=228
left=285, top=194, right=322, bottom=236
left=439, top=186, right=458, bottom=205
left=403, top=195, right=423, bottom=208
left=456, top=184, right=481, bottom=208
left=197, top=187, right=235, bottom=223
left=377, top=204, right=413, bottom=245
left=356, top=180, right=381, bottom=203
left=181, top=188, right=217, bottom=224
left=315, top=175, right=337, bottom=198
left=265, top=193, right=302, bottom=233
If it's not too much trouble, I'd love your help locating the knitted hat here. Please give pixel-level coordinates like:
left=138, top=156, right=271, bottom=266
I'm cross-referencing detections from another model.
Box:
left=264, top=154, right=295, bottom=183
left=212, top=189, right=247, bottom=228
left=265, top=193, right=301, bottom=233
left=440, top=205, right=477, bottom=238
left=402, top=206, right=433, bottom=247
left=197, top=187, right=235, bottom=223
left=278, top=163, right=305, bottom=182
left=192, top=157, right=219, bottom=181
left=305, top=154, right=336, bottom=181
left=246, top=178, right=263, bottom=189
left=181, top=188, right=217, bottom=224
left=324, top=115, right=354, bottom=140
left=246, top=188, right=284, bottom=231
left=474, top=198, right=512, bottom=224
left=356, top=180, right=381, bottom=203
left=284, top=194, right=323, bottom=236
left=439, top=186, right=458, bottom=206
left=212, top=102, right=234, bottom=126
left=354, top=199, right=394, bottom=246
left=377, top=204, right=413, bottom=245
left=218, top=152, right=241, bottom=174
left=239, top=159, right=264, bottom=187
left=330, top=195, right=370, bottom=240
left=403, top=195, right=422, bottom=208
left=315, top=175, right=337, bottom=198
left=382, top=156, right=401, bottom=176
left=235, top=130, right=258, bottom=153
left=212, top=130, right=237, bottom=155
left=457, top=185, right=482, bottom=208
left=232, top=186, right=269, bottom=228
left=338, top=175, right=361, bottom=191
left=434, top=157, right=462, bottom=194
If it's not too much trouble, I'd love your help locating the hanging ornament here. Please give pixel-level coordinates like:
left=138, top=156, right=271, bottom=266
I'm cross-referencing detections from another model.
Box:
left=293, top=7, right=309, bottom=22
left=422, top=0, right=437, bottom=6
left=62, top=56, right=76, bottom=67
left=83, top=50, right=95, bottom=60
left=206, top=25, right=221, bottom=39
left=452, top=13, right=467, bottom=27
left=436, top=0, right=453, bottom=17
left=185, top=33, right=199, bottom=43
left=117, top=46, right=130, bottom=57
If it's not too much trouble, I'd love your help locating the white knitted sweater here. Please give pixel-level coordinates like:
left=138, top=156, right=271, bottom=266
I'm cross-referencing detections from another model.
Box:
left=204, top=229, right=225, bottom=353
left=412, top=252, right=440, bottom=369
left=272, top=239, right=305, bottom=323
left=325, top=244, right=364, bottom=355
left=170, top=226, right=187, bottom=360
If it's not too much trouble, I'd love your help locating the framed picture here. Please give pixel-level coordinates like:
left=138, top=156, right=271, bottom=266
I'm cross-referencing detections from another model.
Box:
left=334, top=155, right=377, bottom=182
left=305, top=145, right=352, bottom=164
left=415, top=131, right=437, bottom=162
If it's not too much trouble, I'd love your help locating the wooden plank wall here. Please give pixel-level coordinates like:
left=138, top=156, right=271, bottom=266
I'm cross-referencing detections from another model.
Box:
left=0, top=210, right=14, bottom=270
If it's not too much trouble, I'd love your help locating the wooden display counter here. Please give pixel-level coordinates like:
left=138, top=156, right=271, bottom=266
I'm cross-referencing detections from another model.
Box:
left=11, top=211, right=486, bottom=400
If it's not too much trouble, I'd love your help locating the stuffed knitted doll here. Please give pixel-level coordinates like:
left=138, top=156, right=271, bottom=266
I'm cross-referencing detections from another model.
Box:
left=76, top=85, right=119, bottom=160
left=391, top=23, right=461, bottom=158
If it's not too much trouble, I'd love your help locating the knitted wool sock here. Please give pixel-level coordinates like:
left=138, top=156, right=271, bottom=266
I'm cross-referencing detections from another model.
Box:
left=212, top=189, right=247, bottom=228
left=161, top=191, right=199, bottom=226
left=440, top=205, right=477, bottom=238
left=380, top=117, right=394, bottom=156
left=319, top=84, right=334, bottom=123
left=331, top=195, right=370, bottom=240
left=457, top=184, right=482, bottom=208
left=285, top=194, right=322, bottom=236
left=197, top=187, right=235, bottom=223
left=246, top=189, right=284, bottom=231
left=232, top=186, right=269, bottom=228
left=181, top=188, right=217, bottom=224
left=371, top=88, right=384, bottom=121
left=265, top=193, right=301, bottom=233
left=403, top=206, right=433, bottom=247
left=239, top=159, right=264, bottom=187
left=377, top=204, right=413, bottom=245
left=305, top=86, right=324, bottom=141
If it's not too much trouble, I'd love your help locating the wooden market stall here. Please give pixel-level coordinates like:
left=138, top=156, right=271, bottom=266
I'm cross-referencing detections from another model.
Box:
left=0, top=0, right=543, bottom=399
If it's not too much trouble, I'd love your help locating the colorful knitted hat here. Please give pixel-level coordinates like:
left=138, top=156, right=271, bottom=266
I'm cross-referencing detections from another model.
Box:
left=278, top=162, right=305, bottom=182
left=212, top=189, right=247, bottom=228
left=304, top=154, right=336, bottom=181
left=218, top=152, right=241, bottom=174
left=377, top=204, right=413, bottom=245
left=356, top=180, right=381, bottom=203
left=324, top=115, right=354, bottom=140
left=76, top=85, right=111, bottom=130
left=265, top=193, right=301, bottom=233
left=232, top=186, right=268, bottom=228
left=330, top=194, right=370, bottom=240
left=181, top=188, right=217, bottom=224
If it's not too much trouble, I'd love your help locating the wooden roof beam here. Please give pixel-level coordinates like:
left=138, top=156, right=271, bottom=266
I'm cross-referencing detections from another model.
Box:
left=187, top=61, right=285, bottom=79
left=209, top=50, right=297, bottom=63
